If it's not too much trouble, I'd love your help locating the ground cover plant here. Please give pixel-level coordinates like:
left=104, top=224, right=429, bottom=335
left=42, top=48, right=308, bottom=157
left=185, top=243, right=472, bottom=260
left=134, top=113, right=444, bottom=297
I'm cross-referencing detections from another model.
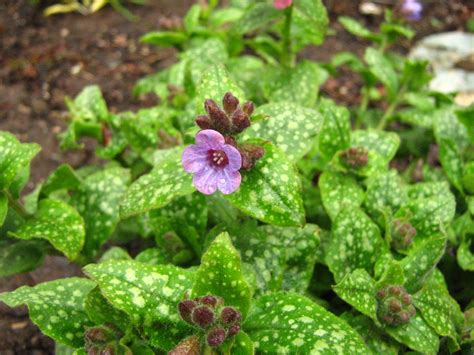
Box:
left=1, top=0, right=473, bottom=354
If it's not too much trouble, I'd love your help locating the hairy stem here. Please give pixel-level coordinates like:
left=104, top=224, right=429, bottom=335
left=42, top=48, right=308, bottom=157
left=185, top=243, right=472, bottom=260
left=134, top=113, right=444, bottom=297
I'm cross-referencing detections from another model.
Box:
left=4, top=190, right=29, bottom=219
left=281, top=6, right=294, bottom=67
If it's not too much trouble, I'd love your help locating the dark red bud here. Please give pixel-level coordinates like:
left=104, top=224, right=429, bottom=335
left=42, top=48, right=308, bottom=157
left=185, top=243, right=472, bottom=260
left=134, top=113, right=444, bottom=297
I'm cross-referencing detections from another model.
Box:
left=200, top=295, right=219, bottom=307
left=220, top=307, right=241, bottom=324
left=224, top=135, right=237, bottom=147
left=377, top=289, right=386, bottom=299
left=402, top=294, right=412, bottom=305
left=101, top=345, right=115, bottom=355
left=242, top=101, right=254, bottom=116
left=389, top=299, right=402, bottom=312
left=207, top=328, right=226, bottom=347
left=85, top=328, right=108, bottom=343
left=227, top=324, right=241, bottom=337
left=231, top=108, right=251, bottom=133
left=178, top=300, right=196, bottom=323
left=204, top=99, right=231, bottom=132
left=195, top=115, right=212, bottom=130
left=383, top=315, right=394, bottom=324
left=192, top=306, right=215, bottom=328
left=223, top=92, right=239, bottom=114
left=389, top=286, right=402, bottom=296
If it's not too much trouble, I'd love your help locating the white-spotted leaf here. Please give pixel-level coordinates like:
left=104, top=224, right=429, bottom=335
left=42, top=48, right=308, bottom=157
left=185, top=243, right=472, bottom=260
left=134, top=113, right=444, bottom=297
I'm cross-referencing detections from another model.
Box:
left=244, top=292, right=369, bottom=354
left=351, top=130, right=400, bottom=164
left=9, top=199, right=85, bottom=259
left=243, top=102, right=323, bottom=162
left=326, top=207, right=386, bottom=282
left=226, top=143, right=305, bottom=227
left=319, top=171, right=365, bottom=221
left=191, top=232, right=252, bottom=317
left=0, top=278, right=95, bottom=348
left=120, top=147, right=194, bottom=219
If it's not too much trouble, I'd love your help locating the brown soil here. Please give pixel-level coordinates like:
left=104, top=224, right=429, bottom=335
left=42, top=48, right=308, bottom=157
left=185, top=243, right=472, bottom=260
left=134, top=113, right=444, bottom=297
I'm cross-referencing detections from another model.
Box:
left=0, top=0, right=472, bottom=353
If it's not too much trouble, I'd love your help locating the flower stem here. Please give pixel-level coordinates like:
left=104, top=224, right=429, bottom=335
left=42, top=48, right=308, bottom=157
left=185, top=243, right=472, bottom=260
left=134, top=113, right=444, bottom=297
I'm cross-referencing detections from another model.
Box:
left=4, top=190, right=29, bottom=219
left=281, top=6, right=294, bottom=67
left=377, top=84, right=406, bottom=130
left=356, top=88, right=370, bottom=129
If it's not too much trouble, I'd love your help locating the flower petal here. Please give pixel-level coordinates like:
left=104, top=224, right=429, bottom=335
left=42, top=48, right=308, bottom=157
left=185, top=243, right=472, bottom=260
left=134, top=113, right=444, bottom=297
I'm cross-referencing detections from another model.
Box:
left=217, top=169, right=241, bottom=195
left=182, top=145, right=209, bottom=173
left=222, top=144, right=242, bottom=171
left=196, top=129, right=225, bottom=149
left=193, top=166, right=219, bottom=195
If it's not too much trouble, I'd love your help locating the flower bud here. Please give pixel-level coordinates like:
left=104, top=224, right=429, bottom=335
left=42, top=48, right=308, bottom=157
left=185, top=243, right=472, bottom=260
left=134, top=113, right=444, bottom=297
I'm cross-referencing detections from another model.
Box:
left=242, top=101, right=254, bottom=116
left=239, top=144, right=265, bottom=170
left=178, top=300, right=197, bottom=324
left=220, top=307, right=241, bottom=325
left=169, top=335, right=200, bottom=355
left=391, top=219, right=416, bottom=250
left=192, top=306, right=215, bottom=328
left=200, top=295, right=221, bottom=307
left=85, top=327, right=109, bottom=344
left=227, top=324, right=241, bottom=337
left=204, top=99, right=231, bottom=133
left=195, top=115, right=212, bottom=130
left=207, top=328, right=226, bottom=347
left=377, top=285, right=416, bottom=326
left=223, top=92, right=239, bottom=114
left=340, top=147, right=369, bottom=169
left=231, top=108, right=251, bottom=133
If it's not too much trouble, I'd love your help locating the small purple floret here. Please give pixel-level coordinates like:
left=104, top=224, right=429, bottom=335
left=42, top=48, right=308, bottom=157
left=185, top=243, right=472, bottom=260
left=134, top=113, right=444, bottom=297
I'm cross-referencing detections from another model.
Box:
left=182, top=129, right=242, bottom=195
left=402, top=0, right=422, bottom=21
left=274, top=0, right=292, bottom=10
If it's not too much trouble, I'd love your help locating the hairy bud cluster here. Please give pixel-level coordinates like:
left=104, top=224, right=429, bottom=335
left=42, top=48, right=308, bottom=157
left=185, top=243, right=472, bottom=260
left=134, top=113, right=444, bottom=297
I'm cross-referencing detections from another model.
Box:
left=340, top=146, right=369, bottom=169
left=84, top=326, right=129, bottom=355
left=196, top=92, right=264, bottom=170
left=177, top=295, right=242, bottom=348
left=377, top=285, right=416, bottom=326
left=391, top=219, right=417, bottom=250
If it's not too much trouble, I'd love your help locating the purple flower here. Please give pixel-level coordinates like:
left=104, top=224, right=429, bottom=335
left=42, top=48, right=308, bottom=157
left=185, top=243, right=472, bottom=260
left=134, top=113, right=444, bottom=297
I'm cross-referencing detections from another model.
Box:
left=274, top=0, right=292, bottom=10
left=182, top=130, right=242, bottom=195
left=402, top=0, right=422, bottom=21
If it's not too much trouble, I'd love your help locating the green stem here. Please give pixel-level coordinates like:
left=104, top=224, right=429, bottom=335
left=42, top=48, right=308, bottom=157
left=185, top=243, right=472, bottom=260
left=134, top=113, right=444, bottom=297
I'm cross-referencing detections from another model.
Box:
left=281, top=6, right=294, bottom=67
left=377, top=86, right=406, bottom=130
left=4, top=190, right=29, bottom=219
left=356, top=88, right=370, bottom=129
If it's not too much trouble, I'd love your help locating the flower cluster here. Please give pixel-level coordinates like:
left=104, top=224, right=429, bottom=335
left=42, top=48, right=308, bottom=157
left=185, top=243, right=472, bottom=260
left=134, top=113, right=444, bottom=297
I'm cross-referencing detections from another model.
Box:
left=377, top=285, right=416, bottom=326
left=340, top=146, right=369, bottom=169
left=274, top=0, right=292, bottom=10
left=391, top=219, right=417, bottom=250
left=182, top=93, right=264, bottom=195
left=84, top=326, right=122, bottom=355
left=177, top=295, right=242, bottom=348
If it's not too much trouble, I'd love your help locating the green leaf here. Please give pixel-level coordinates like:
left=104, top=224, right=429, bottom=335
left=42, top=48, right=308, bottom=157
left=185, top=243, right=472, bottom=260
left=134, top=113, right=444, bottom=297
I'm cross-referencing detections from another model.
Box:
left=232, top=3, right=280, bottom=34
left=71, top=166, right=130, bottom=257
left=326, top=207, right=385, bottom=282
left=84, top=287, right=130, bottom=331
left=0, top=278, right=95, bottom=348
left=351, top=130, right=400, bottom=164
left=338, top=16, right=379, bottom=41
left=183, top=4, right=201, bottom=33
left=41, top=164, right=81, bottom=197
left=317, top=98, right=351, bottom=160
left=243, top=102, right=323, bottom=162
left=292, top=0, right=329, bottom=46
left=458, top=229, right=474, bottom=271
left=66, top=85, right=109, bottom=123
left=195, top=64, right=245, bottom=115
left=140, top=31, right=187, bottom=47
left=0, top=131, right=41, bottom=190
left=401, top=236, right=446, bottom=293
left=98, top=246, right=131, bottom=262
left=244, top=292, right=369, bottom=354
left=120, top=147, right=194, bottom=219
left=364, top=48, right=399, bottom=99
left=191, top=232, right=252, bottom=317
left=365, top=170, right=407, bottom=221
left=263, top=61, right=328, bottom=107
left=135, top=248, right=168, bottom=265
left=232, top=331, right=255, bottom=355
left=84, top=260, right=195, bottom=350
left=437, top=137, right=464, bottom=193
left=0, top=241, right=45, bottom=277
left=0, top=192, right=7, bottom=226
left=375, top=259, right=405, bottom=289
left=9, top=199, right=85, bottom=259
left=226, top=142, right=305, bottom=227
left=414, top=278, right=462, bottom=348
left=342, top=313, right=399, bottom=355
left=384, top=313, right=439, bottom=354
left=333, top=269, right=378, bottom=321
left=319, top=171, right=365, bottom=221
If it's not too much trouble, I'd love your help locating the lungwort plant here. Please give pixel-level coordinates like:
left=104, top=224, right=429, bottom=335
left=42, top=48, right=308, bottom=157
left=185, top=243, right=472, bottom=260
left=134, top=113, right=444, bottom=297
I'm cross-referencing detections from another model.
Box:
left=1, top=0, right=473, bottom=354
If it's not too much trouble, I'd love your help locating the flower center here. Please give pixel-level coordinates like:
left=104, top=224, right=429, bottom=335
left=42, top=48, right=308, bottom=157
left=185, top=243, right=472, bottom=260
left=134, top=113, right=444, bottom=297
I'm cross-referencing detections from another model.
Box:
left=208, top=149, right=229, bottom=168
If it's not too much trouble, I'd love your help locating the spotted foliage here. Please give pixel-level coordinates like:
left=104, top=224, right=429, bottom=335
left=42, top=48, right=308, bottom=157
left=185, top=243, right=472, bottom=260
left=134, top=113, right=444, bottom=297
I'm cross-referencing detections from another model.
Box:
left=226, top=142, right=305, bottom=226
left=243, top=102, right=323, bottom=162
left=9, top=199, right=85, bottom=259
left=0, top=278, right=95, bottom=348
left=244, top=292, right=369, bottom=354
